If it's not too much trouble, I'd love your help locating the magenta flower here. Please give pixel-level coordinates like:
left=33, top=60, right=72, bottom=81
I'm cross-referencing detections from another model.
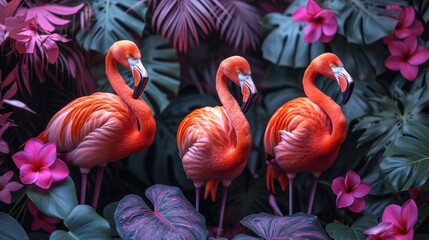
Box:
left=331, top=170, right=370, bottom=213
left=364, top=222, right=395, bottom=240
left=0, top=171, right=22, bottom=204
left=292, top=0, right=338, bottom=43
left=384, top=36, right=429, bottom=81
left=393, top=6, right=424, bottom=39
left=365, top=199, right=418, bottom=240
left=12, top=138, right=69, bottom=189
left=28, top=200, right=61, bottom=233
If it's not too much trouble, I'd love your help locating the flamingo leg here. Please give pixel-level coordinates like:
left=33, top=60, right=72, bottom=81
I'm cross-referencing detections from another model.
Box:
left=91, top=166, right=105, bottom=209
left=216, top=186, right=228, bottom=238
left=195, top=186, right=200, bottom=212
left=80, top=172, right=88, bottom=205
left=288, top=176, right=294, bottom=216
left=307, top=175, right=319, bottom=215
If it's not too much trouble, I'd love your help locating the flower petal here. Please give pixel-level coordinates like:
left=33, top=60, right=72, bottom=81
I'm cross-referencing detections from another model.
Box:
left=385, top=56, right=402, bottom=71
left=306, top=0, right=322, bottom=15
left=0, top=171, right=14, bottom=185
left=400, top=7, right=415, bottom=27
left=399, top=62, right=418, bottom=81
left=24, top=138, right=44, bottom=156
left=292, top=7, right=312, bottom=22
left=20, top=164, right=39, bottom=185
left=348, top=197, right=365, bottom=213
left=0, top=189, right=12, bottom=204
left=35, top=168, right=53, bottom=189
left=336, top=191, right=354, bottom=208
left=49, top=159, right=69, bottom=182
left=331, top=177, right=345, bottom=195
left=408, top=45, right=429, bottom=65
left=404, top=36, right=417, bottom=53
left=387, top=40, right=407, bottom=56
left=304, top=23, right=322, bottom=43
left=12, top=151, right=34, bottom=168
left=322, top=21, right=337, bottom=36
left=345, top=170, right=360, bottom=190
left=382, top=204, right=402, bottom=228
left=353, top=182, right=371, bottom=198
left=364, top=222, right=393, bottom=236
left=38, top=143, right=57, bottom=167
left=28, top=200, right=39, bottom=216
left=4, top=181, right=23, bottom=192
left=401, top=199, right=418, bottom=231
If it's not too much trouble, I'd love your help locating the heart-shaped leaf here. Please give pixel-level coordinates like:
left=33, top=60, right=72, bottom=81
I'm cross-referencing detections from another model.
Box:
left=114, top=184, right=208, bottom=240
left=97, top=35, right=180, bottom=114
left=326, top=215, right=378, bottom=240
left=50, top=205, right=111, bottom=240
left=76, top=0, right=146, bottom=54
left=380, top=122, right=429, bottom=191
left=326, top=0, right=405, bottom=44
left=261, top=0, right=325, bottom=67
left=0, top=213, right=28, bottom=240
left=26, top=176, right=78, bottom=219
left=239, top=212, right=329, bottom=239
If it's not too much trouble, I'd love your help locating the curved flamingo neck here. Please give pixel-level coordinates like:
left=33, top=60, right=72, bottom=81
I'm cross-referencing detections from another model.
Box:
left=105, top=51, right=155, bottom=147
left=303, top=63, right=347, bottom=148
left=216, top=66, right=252, bottom=153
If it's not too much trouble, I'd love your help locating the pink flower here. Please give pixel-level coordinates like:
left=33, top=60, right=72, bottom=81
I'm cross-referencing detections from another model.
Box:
left=0, top=171, right=22, bottom=204
left=331, top=170, right=370, bottom=213
left=384, top=36, right=429, bottom=81
left=12, top=138, right=69, bottom=189
left=292, top=0, right=338, bottom=43
left=393, top=6, right=424, bottom=39
left=365, top=199, right=418, bottom=240
left=28, top=200, right=61, bottom=233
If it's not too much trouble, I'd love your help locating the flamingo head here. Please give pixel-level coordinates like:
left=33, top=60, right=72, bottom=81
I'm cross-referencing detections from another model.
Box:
left=111, top=40, right=149, bottom=99
left=221, top=56, right=258, bottom=113
left=317, top=53, right=354, bottom=104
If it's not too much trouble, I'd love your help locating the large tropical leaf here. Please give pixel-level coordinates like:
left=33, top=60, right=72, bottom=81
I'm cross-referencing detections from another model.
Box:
left=261, top=0, right=326, bottom=67
left=76, top=0, right=146, bottom=54
left=325, top=0, right=405, bottom=44
left=238, top=213, right=329, bottom=239
left=215, top=0, right=261, bottom=52
left=148, top=0, right=216, bottom=52
left=414, top=0, right=429, bottom=24
left=97, top=35, right=180, bottom=114
left=326, top=215, right=378, bottom=240
left=114, top=185, right=208, bottom=240
left=126, top=94, right=217, bottom=189
left=0, top=213, right=28, bottom=240
left=380, top=122, right=429, bottom=192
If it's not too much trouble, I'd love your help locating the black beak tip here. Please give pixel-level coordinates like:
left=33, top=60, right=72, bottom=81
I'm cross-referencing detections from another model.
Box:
left=341, top=82, right=354, bottom=105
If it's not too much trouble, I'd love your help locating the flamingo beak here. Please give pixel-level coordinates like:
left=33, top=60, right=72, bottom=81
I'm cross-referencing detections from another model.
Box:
left=128, top=58, right=149, bottom=99
left=332, top=66, right=354, bottom=104
left=238, top=73, right=258, bottom=113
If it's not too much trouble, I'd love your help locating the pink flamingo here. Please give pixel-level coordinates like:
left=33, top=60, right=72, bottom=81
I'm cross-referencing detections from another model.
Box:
left=264, top=53, right=354, bottom=215
left=38, top=40, right=156, bottom=209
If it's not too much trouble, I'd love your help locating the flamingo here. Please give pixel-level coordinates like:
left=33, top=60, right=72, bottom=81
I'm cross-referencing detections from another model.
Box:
left=37, top=40, right=156, bottom=209
left=177, top=56, right=257, bottom=237
left=264, top=53, right=354, bottom=216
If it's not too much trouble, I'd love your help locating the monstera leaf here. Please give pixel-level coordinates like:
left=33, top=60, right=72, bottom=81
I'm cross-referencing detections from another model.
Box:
left=126, top=94, right=217, bottom=189
left=261, top=0, right=325, bottom=67
left=97, top=35, right=180, bottom=114
left=0, top=213, right=28, bottom=240
left=414, top=0, right=429, bottom=24
left=326, top=215, right=378, bottom=240
left=238, top=213, right=329, bottom=239
left=114, top=184, right=208, bottom=240
left=326, top=0, right=405, bottom=44
left=76, top=0, right=146, bottom=54
left=380, top=122, right=429, bottom=192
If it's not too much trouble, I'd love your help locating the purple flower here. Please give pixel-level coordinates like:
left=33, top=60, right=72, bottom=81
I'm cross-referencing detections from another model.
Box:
left=365, top=199, right=418, bottom=240
left=0, top=171, right=22, bottom=204
left=384, top=36, right=429, bottom=81
left=12, top=138, right=69, bottom=189
left=292, top=0, right=338, bottom=43
left=331, top=170, right=370, bottom=213
left=28, top=200, right=61, bottom=233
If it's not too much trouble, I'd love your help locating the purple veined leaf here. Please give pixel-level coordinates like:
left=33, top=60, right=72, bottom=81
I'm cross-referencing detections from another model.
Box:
left=17, top=3, right=84, bottom=32
left=0, top=138, right=10, bottom=154
left=0, top=120, right=11, bottom=136
left=3, top=99, right=35, bottom=113
left=114, top=184, right=208, bottom=240
left=0, top=112, right=13, bottom=125
left=2, top=81, right=17, bottom=101
left=239, top=213, right=330, bottom=239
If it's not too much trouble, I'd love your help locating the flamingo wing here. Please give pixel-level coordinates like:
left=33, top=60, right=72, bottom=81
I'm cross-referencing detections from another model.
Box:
left=264, top=97, right=332, bottom=173
left=177, top=106, right=236, bottom=185
left=39, top=93, right=132, bottom=168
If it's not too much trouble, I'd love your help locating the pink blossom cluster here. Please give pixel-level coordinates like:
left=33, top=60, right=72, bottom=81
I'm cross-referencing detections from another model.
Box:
left=384, top=6, right=429, bottom=81
left=292, top=0, right=338, bottom=43
left=28, top=200, right=61, bottom=233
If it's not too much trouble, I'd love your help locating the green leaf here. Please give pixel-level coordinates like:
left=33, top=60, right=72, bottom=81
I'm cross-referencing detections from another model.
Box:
left=380, top=123, right=429, bottom=191
left=50, top=205, right=110, bottom=240
left=76, top=0, right=146, bottom=54
left=26, top=176, right=78, bottom=219
left=103, top=202, right=119, bottom=237
left=414, top=0, right=429, bottom=24
left=418, top=203, right=429, bottom=225
left=0, top=213, right=29, bottom=240
left=326, top=215, right=378, bottom=240
left=97, top=35, right=180, bottom=114
left=261, top=0, right=325, bottom=67
left=326, top=0, right=405, bottom=44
